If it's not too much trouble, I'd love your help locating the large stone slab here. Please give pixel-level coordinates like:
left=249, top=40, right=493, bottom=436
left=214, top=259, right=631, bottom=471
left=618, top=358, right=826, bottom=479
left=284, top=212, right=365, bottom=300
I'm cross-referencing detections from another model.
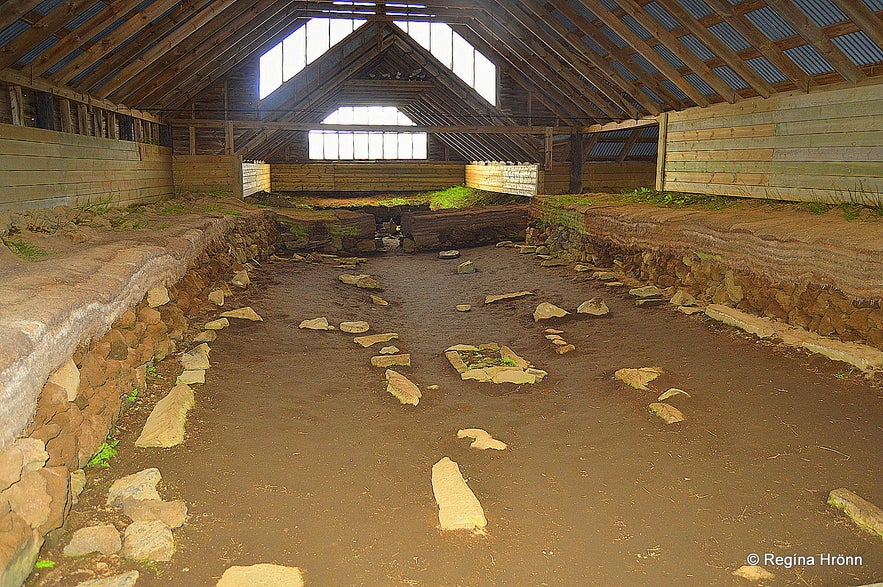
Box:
left=47, top=358, right=80, bottom=402
left=485, top=291, right=534, bottom=304
left=340, top=321, right=370, bottom=334
left=431, top=457, right=487, bottom=533
left=220, top=307, right=263, bottom=322
left=533, top=302, right=569, bottom=321
left=354, top=333, right=398, bottom=347
left=576, top=298, right=609, bottom=316
left=614, top=367, right=663, bottom=391
left=648, top=402, right=685, bottom=424
left=298, top=317, right=332, bottom=331
left=121, top=520, right=174, bottom=562
left=457, top=429, right=507, bottom=451
left=135, top=384, right=195, bottom=448
left=385, top=370, right=421, bottom=406
left=121, top=498, right=187, bottom=529
left=704, top=305, right=775, bottom=339
left=107, top=468, right=162, bottom=507
left=0, top=511, right=42, bottom=587
left=216, top=564, right=305, bottom=587
left=827, top=488, right=883, bottom=537
left=371, top=354, right=411, bottom=368
left=75, top=572, right=139, bottom=587
left=63, top=524, right=121, bottom=557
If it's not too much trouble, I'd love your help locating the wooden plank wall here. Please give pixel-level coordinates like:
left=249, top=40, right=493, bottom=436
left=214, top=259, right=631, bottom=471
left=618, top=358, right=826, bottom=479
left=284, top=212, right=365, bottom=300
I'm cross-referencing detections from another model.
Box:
left=172, top=154, right=243, bottom=197
left=242, top=161, right=271, bottom=197
left=582, top=162, right=656, bottom=192
left=662, top=83, right=883, bottom=204
left=271, top=162, right=465, bottom=192
left=0, top=123, right=173, bottom=212
left=466, top=161, right=657, bottom=196
left=465, top=163, right=539, bottom=196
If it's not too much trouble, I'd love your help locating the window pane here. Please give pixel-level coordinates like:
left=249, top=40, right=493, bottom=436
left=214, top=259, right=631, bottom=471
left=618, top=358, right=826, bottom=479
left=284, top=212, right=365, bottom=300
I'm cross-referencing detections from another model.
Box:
left=329, top=18, right=352, bottom=47
left=474, top=53, right=496, bottom=104
left=413, top=133, right=428, bottom=159
left=452, top=33, right=475, bottom=87
left=282, top=27, right=306, bottom=81
left=407, top=21, right=431, bottom=49
left=338, top=132, right=354, bottom=159
left=398, top=133, right=413, bottom=158
left=383, top=133, right=398, bottom=159
left=323, top=131, right=338, bottom=159
left=430, top=23, right=453, bottom=68
left=353, top=132, right=369, bottom=159
left=368, top=132, right=384, bottom=159
left=308, top=130, right=324, bottom=159
left=259, top=44, right=283, bottom=99
left=306, top=18, right=330, bottom=62
left=337, top=106, right=354, bottom=125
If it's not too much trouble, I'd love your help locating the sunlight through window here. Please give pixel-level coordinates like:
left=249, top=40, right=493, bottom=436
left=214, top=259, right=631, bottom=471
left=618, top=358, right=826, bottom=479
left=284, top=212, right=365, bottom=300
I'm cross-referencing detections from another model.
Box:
left=309, top=106, right=427, bottom=160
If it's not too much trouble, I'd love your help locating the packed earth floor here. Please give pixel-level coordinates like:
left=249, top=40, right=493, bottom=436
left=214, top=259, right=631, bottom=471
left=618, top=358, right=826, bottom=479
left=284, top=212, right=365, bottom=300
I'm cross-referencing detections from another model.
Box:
left=33, top=243, right=883, bottom=586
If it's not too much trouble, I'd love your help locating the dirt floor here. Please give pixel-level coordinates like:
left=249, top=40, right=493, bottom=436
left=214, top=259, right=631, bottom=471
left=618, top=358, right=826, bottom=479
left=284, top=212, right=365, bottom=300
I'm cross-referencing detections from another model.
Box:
left=32, top=243, right=882, bottom=586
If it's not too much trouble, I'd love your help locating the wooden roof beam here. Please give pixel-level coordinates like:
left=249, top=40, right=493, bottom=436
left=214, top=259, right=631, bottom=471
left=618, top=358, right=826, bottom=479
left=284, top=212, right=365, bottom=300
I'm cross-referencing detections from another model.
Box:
left=0, top=1, right=47, bottom=34
left=829, top=0, right=883, bottom=49
left=763, top=0, right=864, bottom=83
left=652, top=0, right=775, bottom=98
left=0, top=0, right=97, bottom=70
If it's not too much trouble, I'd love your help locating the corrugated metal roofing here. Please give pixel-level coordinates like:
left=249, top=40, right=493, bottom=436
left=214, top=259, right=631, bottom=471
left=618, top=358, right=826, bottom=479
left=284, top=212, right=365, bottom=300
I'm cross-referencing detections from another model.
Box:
left=18, top=36, right=58, bottom=64
left=832, top=31, right=883, bottom=66
left=707, top=22, right=751, bottom=52
left=70, top=59, right=104, bottom=83
left=640, top=86, right=665, bottom=103
left=628, top=142, right=657, bottom=158
left=784, top=44, right=835, bottom=74
left=65, top=2, right=107, bottom=31
left=643, top=3, right=680, bottom=31
left=621, top=15, right=652, bottom=40
left=45, top=48, right=84, bottom=75
left=791, top=0, right=847, bottom=27
left=675, top=0, right=713, bottom=19
left=679, top=34, right=715, bottom=61
left=135, top=0, right=157, bottom=11
left=590, top=142, right=624, bottom=158
left=653, top=44, right=686, bottom=68
left=745, top=56, right=788, bottom=83
left=745, top=7, right=798, bottom=41
left=611, top=61, right=638, bottom=80
left=639, top=126, right=659, bottom=138
left=566, top=0, right=597, bottom=22
left=632, top=53, right=660, bottom=74
left=862, top=0, right=883, bottom=10
left=660, top=79, right=689, bottom=99
left=33, top=0, right=66, bottom=16
left=684, top=72, right=717, bottom=95
left=91, top=17, right=126, bottom=43
left=581, top=35, right=608, bottom=57
left=597, top=0, right=619, bottom=10
left=599, top=25, right=628, bottom=48
left=0, top=21, right=29, bottom=48
left=713, top=65, right=749, bottom=89
left=601, top=129, right=632, bottom=138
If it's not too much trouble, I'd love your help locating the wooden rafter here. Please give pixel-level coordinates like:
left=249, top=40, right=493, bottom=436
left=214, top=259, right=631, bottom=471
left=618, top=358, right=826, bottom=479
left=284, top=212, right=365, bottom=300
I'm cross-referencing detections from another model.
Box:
left=0, top=0, right=45, bottom=34
left=0, top=0, right=97, bottom=71
left=829, top=0, right=883, bottom=49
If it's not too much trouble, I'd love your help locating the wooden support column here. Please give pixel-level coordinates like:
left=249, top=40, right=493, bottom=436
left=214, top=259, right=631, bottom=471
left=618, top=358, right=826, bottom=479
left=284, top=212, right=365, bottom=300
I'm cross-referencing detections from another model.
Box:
left=108, top=112, right=117, bottom=139
left=58, top=98, right=73, bottom=133
left=34, top=91, right=56, bottom=130
left=189, top=125, right=196, bottom=155
left=544, top=126, right=553, bottom=171
left=76, top=103, right=88, bottom=134
left=655, top=112, right=668, bottom=191
left=9, top=86, right=24, bottom=125
left=225, top=120, right=234, bottom=155
left=569, top=130, right=583, bottom=194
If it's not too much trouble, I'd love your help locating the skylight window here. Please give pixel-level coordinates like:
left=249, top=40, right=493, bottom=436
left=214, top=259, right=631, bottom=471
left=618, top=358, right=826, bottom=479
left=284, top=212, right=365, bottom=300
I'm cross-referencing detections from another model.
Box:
left=394, top=21, right=496, bottom=104
left=309, top=106, right=428, bottom=160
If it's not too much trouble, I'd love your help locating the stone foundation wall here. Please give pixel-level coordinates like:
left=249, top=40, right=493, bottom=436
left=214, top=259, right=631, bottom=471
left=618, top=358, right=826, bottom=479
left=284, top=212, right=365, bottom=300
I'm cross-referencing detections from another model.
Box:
left=0, top=213, right=276, bottom=587
left=529, top=202, right=883, bottom=351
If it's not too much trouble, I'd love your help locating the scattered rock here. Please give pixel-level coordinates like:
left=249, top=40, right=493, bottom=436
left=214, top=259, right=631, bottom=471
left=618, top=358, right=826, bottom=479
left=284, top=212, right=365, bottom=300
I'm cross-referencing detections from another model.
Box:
left=147, top=286, right=170, bottom=308
left=385, top=370, right=421, bottom=406
left=0, top=511, right=42, bottom=587
left=431, top=457, right=487, bottom=532
left=629, top=285, right=662, bottom=298
left=205, top=318, right=229, bottom=330
left=193, top=330, right=217, bottom=343
left=577, top=298, right=609, bottom=316
left=573, top=264, right=592, bottom=272
left=517, top=245, right=537, bottom=254
left=379, top=346, right=400, bottom=355
left=454, top=304, right=472, bottom=313
left=546, top=334, right=564, bottom=341
left=678, top=306, right=704, bottom=315
left=705, top=305, right=775, bottom=339
left=47, top=358, right=80, bottom=402
left=635, top=297, right=666, bottom=307
left=299, top=317, right=332, bottom=330
left=827, top=488, right=883, bottom=537
left=176, top=370, right=205, bottom=385
left=658, top=388, right=691, bottom=401
left=121, top=520, right=174, bottom=562
left=670, top=289, right=696, bottom=307
left=216, top=564, right=305, bottom=587
left=70, top=469, right=86, bottom=506
left=64, top=525, right=121, bottom=557
left=371, top=354, right=411, bottom=368
left=338, top=274, right=360, bottom=285
left=427, top=385, right=440, bottom=390
left=495, top=241, right=513, bottom=247
left=354, top=333, right=399, bottom=347
left=370, top=295, right=389, bottom=306
left=457, top=261, right=475, bottom=274
left=605, top=281, right=624, bottom=287
left=551, top=339, right=568, bottom=346
left=107, top=468, right=162, bottom=507
left=534, top=302, right=569, bottom=321
left=593, top=271, right=616, bottom=281
left=181, top=350, right=209, bottom=371
left=220, top=307, right=263, bottom=322
left=457, top=429, right=507, bottom=450
left=485, top=291, right=534, bottom=304
left=121, top=498, right=187, bottom=529
left=648, top=402, right=685, bottom=424
left=208, top=289, right=225, bottom=306
left=75, top=571, right=140, bottom=587
left=614, top=367, right=663, bottom=390
left=439, top=250, right=461, bottom=259
left=732, top=565, right=775, bottom=581
left=340, top=321, right=370, bottom=334
left=536, top=254, right=552, bottom=260
left=231, top=271, right=250, bottom=288
left=535, top=245, right=550, bottom=255
left=135, top=384, right=195, bottom=448
left=340, top=274, right=381, bottom=289
left=556, top=344, right=576, bottom=355
left=544, top=329, right=564, bottom=335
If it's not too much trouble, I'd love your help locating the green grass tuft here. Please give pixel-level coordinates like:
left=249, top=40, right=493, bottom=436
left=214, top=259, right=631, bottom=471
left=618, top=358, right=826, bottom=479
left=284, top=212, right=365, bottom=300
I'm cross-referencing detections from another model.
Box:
left=34, top=560, right=55, bottom=570
left=87, top=439, right=119, bottom=468
left=3, top=238, right=48, bottom=259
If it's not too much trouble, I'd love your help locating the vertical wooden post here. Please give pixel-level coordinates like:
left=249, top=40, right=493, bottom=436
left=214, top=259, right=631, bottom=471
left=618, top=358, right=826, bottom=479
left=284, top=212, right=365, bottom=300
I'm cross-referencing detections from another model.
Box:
left=134, top=118, right=142, bottom=143
left=569, top=130, right=583, bottom=193
left=77, top=103, right=88, bottom=134
left=655, top=112, right=668, bottom=191
left=59, top=99, right=73, bottom=133
left=544, top=126, right=553, bottom=171
left=9, top=86, right=24, bottom=125
left=189, top=125, right=196, bottom=155
left=225, top=120, right=234, bottom=155
left=34, top=91, right=56, bottom=130
left=108, top=112, right=117, bottom=139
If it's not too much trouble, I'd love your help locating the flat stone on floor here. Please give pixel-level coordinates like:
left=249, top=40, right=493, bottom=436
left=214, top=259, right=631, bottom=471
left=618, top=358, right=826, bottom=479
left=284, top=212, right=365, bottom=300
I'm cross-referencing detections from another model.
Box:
left=231, top=271, right=250, bottom=288
left=629, top=285, right=662, bottom=298
left=614, top=367, right=663, bottom=390
left=299, top=317, right=332, bottom=330
left=208, top=289, right=225, bottom=306
left=135, top=384, right=195, bottom=448
left=121, top=498, right=188, bottom=529
left=457, top=261, right=475, bottom=274
left=371, top=354, right=411, bottom=368
left=370, top=295, right=389, bottom=306
left=354, top=333, right=399, bottom=347
left=432, top=457, right=487, bottom=533
left=340, top=321, right=370, bottom=333
left=75, top=571, right=139, bottom=587
left=648, top=402, right=685, bottom=424
left=176, top=370, right=205, bottom=385
left=827, top=488, right=883, bottom=537
left=220, top=307, right=263, bottom=322
left=705, top=304, right=775, bottom=339
left=556, top=344, right=576, bottom=355
left=121, top=520, right=174, bottom=562
left=379, top=346, right=400, bottom=355
left=193, top=330, right=217, bottom=343
left=485, top=291, right=534, bottom=304
left=732, top=565, right=775, bottom=581
left=456, top=304, right=472, bottom=312
left=216, top=564, right=305, bottom=587
left=107, top=468, right=162, bottom=507
left=385, top=369, right=421, bottom=405
left=439, top=250, right=460, bottom=259
left=205, top=318, right=229, bottom=330
left=577, top=298, right=609, bottom=316
left=534, top=302, right=569, bottom=321
left=457, top=429, right=507, bottom=451
left=63, top=524, right=121, bottom=557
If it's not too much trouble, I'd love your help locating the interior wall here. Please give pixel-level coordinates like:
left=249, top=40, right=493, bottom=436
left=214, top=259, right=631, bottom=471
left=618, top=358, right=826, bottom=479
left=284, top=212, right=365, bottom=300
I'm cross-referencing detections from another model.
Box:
left=661, top=83, right=883, bottom=203
left=270, top=162, right=465, bottom=192
left=173, top=154, right=243, bottom=197
left=466, top=161, right=656, bottom=196
left=242, top=161, right=271, bottom=197
left=0, top=123, right=173, bottom=212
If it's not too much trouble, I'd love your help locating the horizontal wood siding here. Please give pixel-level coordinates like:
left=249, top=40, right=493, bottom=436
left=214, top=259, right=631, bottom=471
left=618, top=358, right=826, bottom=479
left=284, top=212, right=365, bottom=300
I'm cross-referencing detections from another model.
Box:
left=271, top=163, right=465, bottom=192
left=465, top=164, right=539, bottom=196
left=663, top=84, right=883, bottom=204
left=467, top=161, right=656, bottom=196
left=0, top=123, right=173, bottom=211
left=172, top=154, right=243, bottom=197
left=582, top=162, right=656, bottom=191
left=242, top=161, right=270, bottom=197
left=539, top=164, right=571, bottom=195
